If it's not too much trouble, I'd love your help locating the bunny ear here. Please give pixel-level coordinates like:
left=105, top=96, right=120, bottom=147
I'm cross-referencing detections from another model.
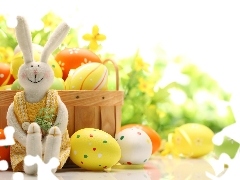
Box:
left=15, top=16, right=33, bottom=64
left=41, top=22, right=70, bottom=63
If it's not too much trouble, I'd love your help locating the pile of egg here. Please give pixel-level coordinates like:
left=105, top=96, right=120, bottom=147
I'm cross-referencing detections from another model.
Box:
left=69, top=123, right=216, bottom=171
left=69, top=126, right=158, bottom=171
left=0, top=46, right=109, bottom=91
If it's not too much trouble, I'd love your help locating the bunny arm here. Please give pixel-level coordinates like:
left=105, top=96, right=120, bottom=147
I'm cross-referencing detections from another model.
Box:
left=54, top=95, right=68, bottom=134
left=6, top=103, right=27, bottom=147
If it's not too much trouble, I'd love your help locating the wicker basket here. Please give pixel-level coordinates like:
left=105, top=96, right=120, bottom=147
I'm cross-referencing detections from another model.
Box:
left=0, top=59, right=124, bottom=169
left=0, top=59, right=124, bottom=137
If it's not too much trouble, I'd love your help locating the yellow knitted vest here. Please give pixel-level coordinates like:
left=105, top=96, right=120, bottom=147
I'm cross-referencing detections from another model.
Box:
left=11, top=90, right=70, bottom=172
left=14, top=90, right=58, bottom=133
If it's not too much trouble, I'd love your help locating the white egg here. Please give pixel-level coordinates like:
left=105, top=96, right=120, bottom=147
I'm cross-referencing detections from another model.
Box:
left=115, top=127, right=152, bottom=165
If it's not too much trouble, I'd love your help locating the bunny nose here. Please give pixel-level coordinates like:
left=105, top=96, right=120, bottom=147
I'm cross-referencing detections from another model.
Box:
left=34, top=69, right=38, bottom=74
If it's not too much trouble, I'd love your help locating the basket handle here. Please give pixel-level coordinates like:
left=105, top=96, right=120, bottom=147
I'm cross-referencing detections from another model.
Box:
left=103, top=59, right=119, bottom=91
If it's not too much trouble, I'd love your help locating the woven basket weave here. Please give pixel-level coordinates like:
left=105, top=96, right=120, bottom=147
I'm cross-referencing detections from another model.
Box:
left=0, top=59, right=124, bottom=137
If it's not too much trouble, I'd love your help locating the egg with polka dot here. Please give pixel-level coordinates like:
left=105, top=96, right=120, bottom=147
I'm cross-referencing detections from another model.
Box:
left=70, top=128, right=121, bottom=171
left=115, top=127, right=152, bottom=165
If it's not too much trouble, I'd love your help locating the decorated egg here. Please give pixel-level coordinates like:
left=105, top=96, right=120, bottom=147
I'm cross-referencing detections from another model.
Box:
left=121, top=124, right=161, bottom=154
left=0, top=62, right=11, bottom=86
left=6, top=74, right=15, bottom=85
left=11, top=50, right=63, bottom=79
left=55, top=48, right=101, bottom=80
left=65, top=62, right=108, bottom=90
left=162, top=123, right=214, bottom=158
left=0, top=129, right=10, bottom=162
left=115, top=127, right=152, bottom=165
left=70, top=128, right=121, bottom=171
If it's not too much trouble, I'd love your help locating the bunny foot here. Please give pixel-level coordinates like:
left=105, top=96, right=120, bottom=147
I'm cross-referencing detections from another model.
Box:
left=44, top=126, right=62, bottom=173
left=24, top=122, right=42, bottom=175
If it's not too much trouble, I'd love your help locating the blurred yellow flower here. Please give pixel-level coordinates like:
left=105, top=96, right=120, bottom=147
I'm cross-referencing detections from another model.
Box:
left=42, top=13, right=62, bottom=31
left=82, top=25, right=106, bottom=51
left=134, top=56, right=150, bottom=72
left=138, top=78, right=154, bottom=96
left=0, top=15, right=4, bottom=22
left=0, top=47, right=14, bottom=64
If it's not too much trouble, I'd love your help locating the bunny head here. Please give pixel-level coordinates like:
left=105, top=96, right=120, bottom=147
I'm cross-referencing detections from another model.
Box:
left=16, top=16, right=69, bottom=93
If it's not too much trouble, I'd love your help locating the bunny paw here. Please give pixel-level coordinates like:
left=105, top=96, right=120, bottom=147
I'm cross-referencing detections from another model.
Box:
left=44, top=126, right=62, bottom=168
left=27, top=122, right=41, bottom=134
left=48, top=126, right=61, bottom=137
left=25, top=122, right=42, bottom=175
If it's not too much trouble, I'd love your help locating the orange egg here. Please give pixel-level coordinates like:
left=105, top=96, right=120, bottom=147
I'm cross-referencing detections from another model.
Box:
left=6, top=74, right=15, bottom=85
left=120, top=124, right=161, bottom=154
left=0, top=63, right=11, bottom=86
left=0, top=129, right=10, bottom=162
left=55, top=48, right=101, bottom=80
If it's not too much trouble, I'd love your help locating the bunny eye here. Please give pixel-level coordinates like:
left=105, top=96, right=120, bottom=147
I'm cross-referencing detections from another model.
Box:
left=31, top=65, right=33, bottom=67
left=38, top=65, right=40, bottom=67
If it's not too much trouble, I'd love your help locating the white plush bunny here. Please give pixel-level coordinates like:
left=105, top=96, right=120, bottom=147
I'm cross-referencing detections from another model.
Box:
left=6, top=16, right=71, bottom=174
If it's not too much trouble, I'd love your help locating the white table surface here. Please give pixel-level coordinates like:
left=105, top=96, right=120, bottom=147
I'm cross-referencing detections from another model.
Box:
left=1, top=155, right=219, bottom=180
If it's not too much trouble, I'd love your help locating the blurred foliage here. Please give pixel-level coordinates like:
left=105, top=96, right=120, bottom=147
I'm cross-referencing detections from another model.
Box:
left=0, top=13, right=235, bottom=139
left=111, top=50, right=235, bottom=139
left=0, top=16, right=17, bottom=49
left=0, top=13, right=79, bottom=54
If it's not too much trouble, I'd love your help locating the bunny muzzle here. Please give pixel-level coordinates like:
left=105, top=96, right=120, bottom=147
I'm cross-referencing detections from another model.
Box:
left=18, top=62, right=54, bottom=89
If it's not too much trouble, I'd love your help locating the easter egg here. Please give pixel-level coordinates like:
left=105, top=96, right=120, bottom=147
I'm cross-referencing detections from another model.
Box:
left=70, top=128, right=121, bottom=171
left=0, top=62, right=11, bottom=86
left=115, top=127, right=152, bottom=165
left=65, top=62, right=108, bottom=90
left=214, top=137, right=239, bottom=159
left=170, top=123, right=214, bottom=158
left=55, top=48, right=101, bottom=80
left=120, top=124, right=161, bottom=154
left=11, top=79, right=24, bottom=90
left=6, top=74, right=15, bottom=85
left=0, top=129, right=10, bottom=162
left=11, top=51, right=63, bottom=79
left=50, top=77, right=65, bottom=90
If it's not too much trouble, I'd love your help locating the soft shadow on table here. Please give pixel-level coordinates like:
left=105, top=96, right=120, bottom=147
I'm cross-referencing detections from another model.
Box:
left=3, top=156, right=216, bottom=180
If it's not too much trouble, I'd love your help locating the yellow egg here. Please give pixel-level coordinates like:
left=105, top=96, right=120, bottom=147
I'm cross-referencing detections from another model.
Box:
left=65, top=62, right=108, bottom=90
left=163, top=123, right=214, bottom=158
left=10, top=51, right=63, bottom=79
left=64, top=69, right=75, bottom=90
left=70, top=128, right=121, bottom=171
